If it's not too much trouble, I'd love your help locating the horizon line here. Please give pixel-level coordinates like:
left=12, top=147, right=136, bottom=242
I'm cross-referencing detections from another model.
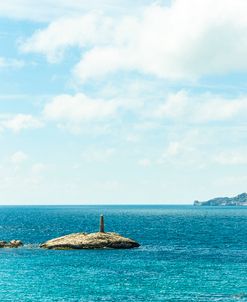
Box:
left=0, top=203, right=192, bottom=206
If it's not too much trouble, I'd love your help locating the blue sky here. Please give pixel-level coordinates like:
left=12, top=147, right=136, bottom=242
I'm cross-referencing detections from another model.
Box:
left=1, top=0, right=247, bottom=204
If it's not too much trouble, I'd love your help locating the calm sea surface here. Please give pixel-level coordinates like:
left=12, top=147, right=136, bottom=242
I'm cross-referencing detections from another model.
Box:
left=0, top=205, right=246, bottom=301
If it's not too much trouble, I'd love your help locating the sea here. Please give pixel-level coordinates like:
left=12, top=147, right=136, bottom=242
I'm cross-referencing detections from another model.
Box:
left=0, top=205, right=246, bottom=302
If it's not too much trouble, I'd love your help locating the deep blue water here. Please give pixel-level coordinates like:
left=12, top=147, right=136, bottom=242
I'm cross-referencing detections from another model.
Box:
left=0, top=205, right=246, bottom=301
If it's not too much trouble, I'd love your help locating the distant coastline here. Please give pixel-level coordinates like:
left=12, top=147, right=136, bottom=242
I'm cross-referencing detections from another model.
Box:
left=194, top=193, right=247, bottom=206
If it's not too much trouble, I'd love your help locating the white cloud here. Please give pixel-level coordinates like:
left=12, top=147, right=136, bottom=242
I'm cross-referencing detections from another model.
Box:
left=165, top=142, right=183, bottom=157
left=150, top=91, right=247, bottom=123
left=157, top=127, right=247, bottom=168
left=21, top=0, right=247, bottom=81
left=81, top=147, right=115, bottom=163
left=0, top=57, right=24, bottom=68
left=73, top=47, right=126, bottom=82
left=152, top=91, right=188, bottom=118
left=43, top=93, right=121, bottom=123
left=158, top=129, right=209, bottom=167
left=138, top=159, right=151, bottom=167
left=31, top=163, right=47, bottom=174
left=194, top=97, right=247, bottom=122
left=42, top=92, right=146, bottom=133
left=10, top=151, right=28, bottom=164
left=0, top=114, right=43, bottom=132
left=1, top=90, right=246, bottom=137
left=20, top=13, right=113, bottom=62
left=214, top=150, right=247, bottom=165
left=161, top=136, right=196, bottom=160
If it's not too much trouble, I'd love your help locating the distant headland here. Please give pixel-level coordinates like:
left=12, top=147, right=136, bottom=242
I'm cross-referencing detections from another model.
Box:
left=194, top=193, right=247, bottom=206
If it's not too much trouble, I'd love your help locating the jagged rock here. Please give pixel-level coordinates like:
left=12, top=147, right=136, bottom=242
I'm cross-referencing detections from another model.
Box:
left=0, top=240, right=23, bottom=248
left=9, top=240, right=23, bottom=248
left=41, top=232, right=140, bottom=250
left=0, top=241, right=7, bottom=248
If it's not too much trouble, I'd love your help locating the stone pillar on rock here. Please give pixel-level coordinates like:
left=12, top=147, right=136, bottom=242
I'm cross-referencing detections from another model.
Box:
left=100, top=214, right=105, bottom=233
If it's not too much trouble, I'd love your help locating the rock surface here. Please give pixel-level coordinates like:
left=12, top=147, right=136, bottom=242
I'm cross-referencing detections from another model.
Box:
left=0, top=240, right=23, bottom=248
left=41, top=232, right=140, bottom=250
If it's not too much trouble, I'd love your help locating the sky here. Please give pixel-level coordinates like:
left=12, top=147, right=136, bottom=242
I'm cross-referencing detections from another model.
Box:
left=1, top=0, right=247, bottom=204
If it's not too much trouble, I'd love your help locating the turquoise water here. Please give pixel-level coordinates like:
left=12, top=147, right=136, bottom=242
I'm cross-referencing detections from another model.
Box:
left=0, top=205, right=246, bottom=301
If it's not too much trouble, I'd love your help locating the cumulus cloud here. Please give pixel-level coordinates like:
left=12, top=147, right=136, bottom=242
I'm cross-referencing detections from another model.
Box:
left=21, top=0, right=247, bottom=81
left=20, top=13, right=113, bottom=62
left=41, top=90, right=247, bottom=135
left=150, top=91, right=247, bottom=123
left=0, top=114, right=43, bottom=132
left=73, top=47, right=126, bottom=82
left=43, top=93, right=121, bottom=123
left=10, top=151, right=28, bottom=164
